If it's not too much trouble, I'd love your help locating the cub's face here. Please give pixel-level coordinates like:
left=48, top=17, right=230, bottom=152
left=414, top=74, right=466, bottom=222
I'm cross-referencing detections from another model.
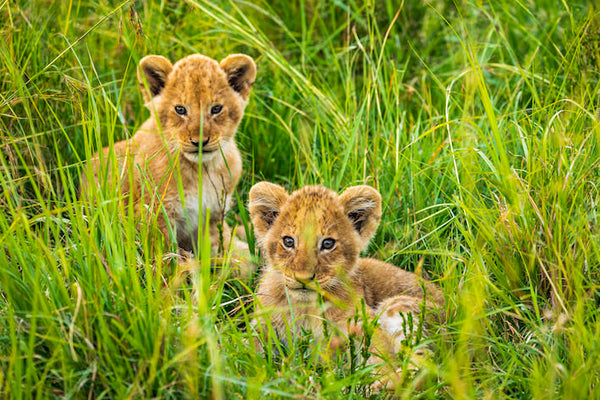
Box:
left=249, top=184, right=382, bottom=302
left=138, top=53, right=256, bottom=162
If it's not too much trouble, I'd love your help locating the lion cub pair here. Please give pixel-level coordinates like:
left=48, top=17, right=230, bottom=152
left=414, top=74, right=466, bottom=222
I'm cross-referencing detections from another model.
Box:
left=82, top=53, right=255, bottom=271
left=83, top=51, right=443, bottom=383
left=249, top=182, right=444, bottom=384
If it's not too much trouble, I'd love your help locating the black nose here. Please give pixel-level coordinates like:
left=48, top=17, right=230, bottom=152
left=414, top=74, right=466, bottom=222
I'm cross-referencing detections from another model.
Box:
left=190, top=138, right=210, bottom=147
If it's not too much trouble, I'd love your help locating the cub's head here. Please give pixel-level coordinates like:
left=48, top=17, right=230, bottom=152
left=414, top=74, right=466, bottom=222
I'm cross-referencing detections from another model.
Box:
left=249, top=183, right=382, bottom=301
left=138, top=53, right=256, bottom=162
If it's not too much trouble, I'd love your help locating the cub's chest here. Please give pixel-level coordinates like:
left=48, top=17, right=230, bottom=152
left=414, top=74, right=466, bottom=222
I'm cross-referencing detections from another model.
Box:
left=178, top=173, right=230, bottom=226
left=258, top=278, right=355, bottom=340
left=181, top=187, right=202, bottom=231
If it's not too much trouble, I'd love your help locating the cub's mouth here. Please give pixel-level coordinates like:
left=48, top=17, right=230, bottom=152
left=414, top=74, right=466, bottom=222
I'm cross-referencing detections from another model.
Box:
left=286, top=283, right=317, bottom=293
left=185, top=148, right=217, bottom=155
left=288, top=287, right=317, bottom=301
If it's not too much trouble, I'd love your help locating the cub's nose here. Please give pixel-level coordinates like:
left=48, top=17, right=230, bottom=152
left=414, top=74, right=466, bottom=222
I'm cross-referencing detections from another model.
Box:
left=294, top=272, right=316, bottom=283
left=190, top=138, right=210, bottom=147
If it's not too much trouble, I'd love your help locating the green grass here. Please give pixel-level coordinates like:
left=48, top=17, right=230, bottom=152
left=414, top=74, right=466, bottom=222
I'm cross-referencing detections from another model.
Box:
left=1, top=0, right=600, bottom=398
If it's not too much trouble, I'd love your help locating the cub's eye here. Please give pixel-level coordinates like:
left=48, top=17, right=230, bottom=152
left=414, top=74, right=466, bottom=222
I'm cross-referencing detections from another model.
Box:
left=321, top=238, right=336, bottom=251
left=174, top=105, right=187, bottom=116
left=210, top=104, right=223, bottom=115
left=282, top=236, right=295, bottom=248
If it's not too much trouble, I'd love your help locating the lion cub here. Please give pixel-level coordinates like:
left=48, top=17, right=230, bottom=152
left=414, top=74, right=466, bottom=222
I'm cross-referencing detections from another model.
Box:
left=249, top=183, right=444, bottom=375
left=82, top=53, right=255, bottom=266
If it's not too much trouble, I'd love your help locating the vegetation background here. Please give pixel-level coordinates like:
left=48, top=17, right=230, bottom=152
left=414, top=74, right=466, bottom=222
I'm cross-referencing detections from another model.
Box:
left=1, top=0, right=599, bottom=398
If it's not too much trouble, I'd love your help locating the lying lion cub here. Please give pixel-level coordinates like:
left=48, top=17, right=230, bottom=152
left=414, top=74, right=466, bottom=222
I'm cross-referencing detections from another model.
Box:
left=82, top=53, right=255, bottom=268
left=249, top=183, right=444, bottom=382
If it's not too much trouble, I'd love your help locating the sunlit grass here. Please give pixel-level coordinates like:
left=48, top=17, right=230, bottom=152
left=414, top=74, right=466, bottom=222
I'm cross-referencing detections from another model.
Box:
left=1, top=0, right=599, bottom=398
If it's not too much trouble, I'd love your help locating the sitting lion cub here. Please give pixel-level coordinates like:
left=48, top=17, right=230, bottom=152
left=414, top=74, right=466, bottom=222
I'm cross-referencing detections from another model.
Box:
left=249, top=183, right=444, bottom=381
left=82, top=53, right=255, bottom=268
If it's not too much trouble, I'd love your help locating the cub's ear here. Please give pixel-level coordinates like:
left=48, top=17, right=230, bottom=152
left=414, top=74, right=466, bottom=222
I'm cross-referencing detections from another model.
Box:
left=138, top=55, right=173, bottom=103
left=249, top=182, right=288, bottom=242
left=339, top=185, right=382, bottom=251
left=220, top=54, right=256, bottom=101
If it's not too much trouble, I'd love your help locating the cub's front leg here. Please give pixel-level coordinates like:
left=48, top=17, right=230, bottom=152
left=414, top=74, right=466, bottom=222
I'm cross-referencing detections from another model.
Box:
left=208, top=217, right=253, bottom=278
left=201, top=143, right=253, bottom=276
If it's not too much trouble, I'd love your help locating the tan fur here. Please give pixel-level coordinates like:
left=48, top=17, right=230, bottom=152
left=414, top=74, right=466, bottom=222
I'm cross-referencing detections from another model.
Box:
left=81, top=53, right=256, bottom=269
left=249, top=183, right=444, bottom=372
